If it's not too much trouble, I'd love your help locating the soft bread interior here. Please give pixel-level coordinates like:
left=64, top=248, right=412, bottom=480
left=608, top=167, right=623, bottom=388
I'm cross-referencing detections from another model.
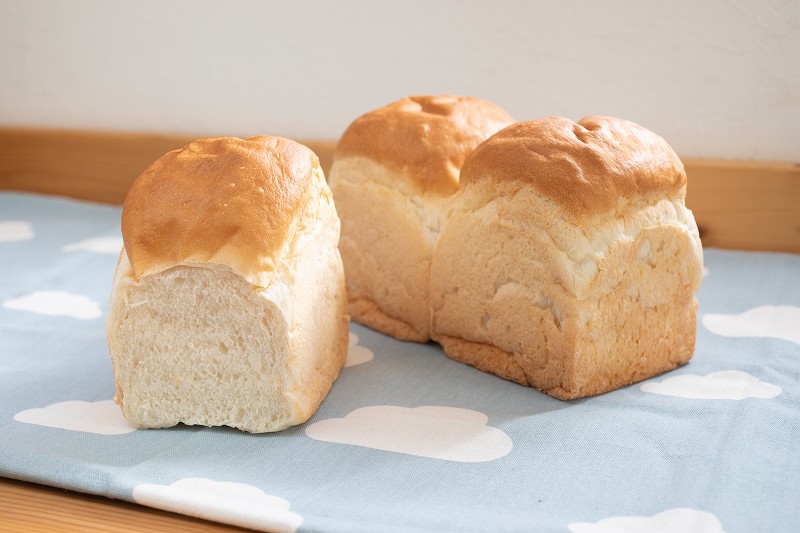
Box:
left=108, top=173, right=347, bottom=432
left=109, top=258, right=295, bottom=431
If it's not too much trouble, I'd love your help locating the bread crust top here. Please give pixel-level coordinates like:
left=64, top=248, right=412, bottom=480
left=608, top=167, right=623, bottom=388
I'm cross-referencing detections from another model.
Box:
left=333, top=95, right=514, bottom=194
left=122, top=136, right=320, bottom=288
left=460, top=116, right=687, bottom=218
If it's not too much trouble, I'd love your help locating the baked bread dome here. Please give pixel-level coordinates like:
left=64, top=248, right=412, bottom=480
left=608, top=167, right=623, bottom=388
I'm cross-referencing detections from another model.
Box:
left=329, top=95, right=514, bottom=341
left=430, top=116, right=703, bottom=399
left=107, top=136, right=348, bottom=432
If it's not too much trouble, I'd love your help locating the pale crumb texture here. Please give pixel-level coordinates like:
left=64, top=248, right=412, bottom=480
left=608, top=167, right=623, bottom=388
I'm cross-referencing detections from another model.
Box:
left=330, top=157, right=452, bottom=342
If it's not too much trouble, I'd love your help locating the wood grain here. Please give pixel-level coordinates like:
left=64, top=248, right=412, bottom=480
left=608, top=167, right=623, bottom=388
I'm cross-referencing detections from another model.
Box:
left=1, top=127, right=796, bottom=252
left=0, top=477, right=251, bottom=532
left=684, top=159, right=800, bottom=252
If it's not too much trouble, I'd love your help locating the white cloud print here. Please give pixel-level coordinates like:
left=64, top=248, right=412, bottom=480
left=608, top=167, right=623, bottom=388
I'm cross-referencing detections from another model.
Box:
left=344, top=332, right=374, bottom=367
left=641, top=370, right=781, bottom=400
left=703, top=305, right=800, bottom=345
left=62, top=236, right=123, bottom=254
left=133, top=478, right=302, bottom=533
left=14, top=400, right=137, bottom=435
left=0, top=220, right=34, bottom=242
left=2, top=290, right=101, bottom=319
left=305, top=405, right=512, bottom=462
left=569, top=507, right=726, bottom=533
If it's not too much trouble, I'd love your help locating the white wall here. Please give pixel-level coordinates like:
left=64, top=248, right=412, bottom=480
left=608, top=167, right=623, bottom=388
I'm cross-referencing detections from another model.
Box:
left=1, top=0, right=798, bottom=161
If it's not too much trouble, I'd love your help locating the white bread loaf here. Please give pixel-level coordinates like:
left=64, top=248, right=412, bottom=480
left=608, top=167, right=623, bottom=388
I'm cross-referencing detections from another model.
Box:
left=430, top=116, right=703, bottom=399
left=107, top=136, right=348, bottom=432
left=329, top=95, right=514, bottom=341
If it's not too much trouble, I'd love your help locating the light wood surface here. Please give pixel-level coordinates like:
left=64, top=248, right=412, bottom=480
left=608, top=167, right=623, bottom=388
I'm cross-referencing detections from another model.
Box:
left=0, top=127, right=798, bottom=532
left=0, top=477, right=250, bottom=532
left=1, top=127, right=798, bottom=252
left=684, top=159, right=800, bottom=253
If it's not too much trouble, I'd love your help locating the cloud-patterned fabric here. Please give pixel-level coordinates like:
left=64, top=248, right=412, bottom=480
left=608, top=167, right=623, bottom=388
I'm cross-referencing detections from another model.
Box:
left=0, top=192, right=799, bottom=532
left=13, top=400, right=137, bottom=435
left=703, top=305, right=800, bottom=345
left=132, top=478, right=303, bottom=533
left=640, top=370, right=781, bottom=400
left=3, top=290, right=102, bottom=320
left=568, top=507, right=726, bottom=533
left=305, top=405, right=513, bottom=462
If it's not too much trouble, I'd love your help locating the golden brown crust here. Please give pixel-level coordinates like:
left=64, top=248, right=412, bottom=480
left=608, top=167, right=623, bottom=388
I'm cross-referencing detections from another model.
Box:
left=460, top=116, right=687, bottom=218
left=430, top=198, right=702, bottom=400
left=348, top=296, right=428, bottom=342
left=333, top=95, right=514, bottom=195
left=437, top=335, right=531, bottom=387
left=439, top=311, right=694, bottom=400
left=122, top=136, right=319, bottom=288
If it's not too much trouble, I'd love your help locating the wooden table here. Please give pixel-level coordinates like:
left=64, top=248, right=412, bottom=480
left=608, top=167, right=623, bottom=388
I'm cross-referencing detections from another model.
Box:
left=0, top=477, right=250, bottom=532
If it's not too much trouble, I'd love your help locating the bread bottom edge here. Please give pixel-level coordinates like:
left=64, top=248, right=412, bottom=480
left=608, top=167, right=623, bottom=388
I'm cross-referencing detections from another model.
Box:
left=348, top=295, right=429, bottom=342
left=435, top=334, right=693, bottom=400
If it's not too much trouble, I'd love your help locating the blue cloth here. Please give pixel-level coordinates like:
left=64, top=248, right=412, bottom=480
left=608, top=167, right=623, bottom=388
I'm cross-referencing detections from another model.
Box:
left=1, top=191, right=798, bottom=532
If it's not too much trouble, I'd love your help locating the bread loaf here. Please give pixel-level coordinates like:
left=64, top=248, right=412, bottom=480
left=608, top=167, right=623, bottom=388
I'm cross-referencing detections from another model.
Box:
left=107, top=136, right=348, bottom=432
left=430, top=116, right=703, bottom=399
left=329, top=94, right=514, bottom=341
